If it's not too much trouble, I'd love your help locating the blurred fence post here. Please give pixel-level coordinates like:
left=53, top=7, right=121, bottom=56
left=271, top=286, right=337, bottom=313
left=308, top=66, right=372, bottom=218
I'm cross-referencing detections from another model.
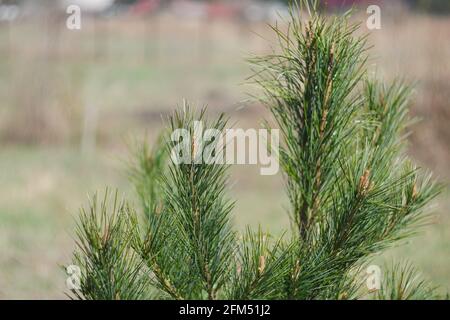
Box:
left=145, top=13, right=160, bottom=63
left=5, top=20, right=11, bottom=62
left=0, top=5, right=17, bottom=62
left=199, top=15, right=212, bottom=65
left=93, top=15, right=109, bottom=61
left=81, top=104, right=98, bottom=156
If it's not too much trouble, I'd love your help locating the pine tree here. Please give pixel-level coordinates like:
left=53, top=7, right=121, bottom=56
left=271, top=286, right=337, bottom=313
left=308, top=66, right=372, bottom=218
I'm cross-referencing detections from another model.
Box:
left=66, top=1, right=443, bottom=300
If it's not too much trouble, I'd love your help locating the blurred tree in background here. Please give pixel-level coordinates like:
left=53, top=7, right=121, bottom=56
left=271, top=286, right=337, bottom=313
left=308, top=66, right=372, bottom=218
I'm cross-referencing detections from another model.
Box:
left=406, top=0, right=450, bottom=14
left=3, top=0, right=449, bottom=15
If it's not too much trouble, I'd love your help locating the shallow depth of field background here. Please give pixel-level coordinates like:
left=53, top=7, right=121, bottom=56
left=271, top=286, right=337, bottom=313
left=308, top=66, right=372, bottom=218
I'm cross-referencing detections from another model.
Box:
left=0, top=0, right=449, bottom=298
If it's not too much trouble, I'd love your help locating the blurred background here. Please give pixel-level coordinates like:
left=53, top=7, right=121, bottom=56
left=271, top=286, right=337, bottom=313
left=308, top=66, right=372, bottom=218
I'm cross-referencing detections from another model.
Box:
left=0, top=0, right=448, bottom=299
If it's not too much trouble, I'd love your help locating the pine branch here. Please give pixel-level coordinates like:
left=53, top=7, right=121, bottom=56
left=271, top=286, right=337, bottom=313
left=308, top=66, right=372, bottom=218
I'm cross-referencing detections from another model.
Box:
left=251, top=0, right=441, bottom=299
left=249, top=1, right=368, bottom=240
left=374, top=262, right=438, bottom=300
left=69, top=190, right=149, bottom=300
left=160, top=104, right=237, bottom=299
left=128, top=135, right=167, bottom=219
left=228, top=227, right=291, bottom=300
left=128, top=136, right=194, bottom=299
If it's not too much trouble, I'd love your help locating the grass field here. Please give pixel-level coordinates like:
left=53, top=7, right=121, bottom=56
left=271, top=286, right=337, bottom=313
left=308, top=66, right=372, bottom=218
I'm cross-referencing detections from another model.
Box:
left=0, top=10, right=449, bottom=298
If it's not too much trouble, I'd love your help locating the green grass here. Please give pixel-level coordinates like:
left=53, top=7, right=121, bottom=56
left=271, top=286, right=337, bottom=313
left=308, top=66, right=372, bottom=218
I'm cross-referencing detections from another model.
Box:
left=0, top=146, right=125, bottom=298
